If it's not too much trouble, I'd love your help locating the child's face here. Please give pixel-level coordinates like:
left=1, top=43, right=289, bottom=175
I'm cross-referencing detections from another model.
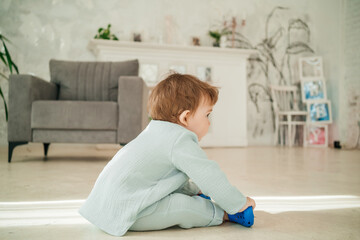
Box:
left=185, top=99, right=213, bottom=141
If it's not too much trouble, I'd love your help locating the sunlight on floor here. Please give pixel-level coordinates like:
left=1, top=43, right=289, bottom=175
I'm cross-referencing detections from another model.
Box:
left=254, top=195, right=360, bottom=213
left=1, top=195, right=360, bottom=227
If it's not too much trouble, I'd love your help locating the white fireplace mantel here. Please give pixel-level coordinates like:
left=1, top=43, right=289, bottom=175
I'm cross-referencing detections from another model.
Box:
left=88, top=39, right=256, bottom=147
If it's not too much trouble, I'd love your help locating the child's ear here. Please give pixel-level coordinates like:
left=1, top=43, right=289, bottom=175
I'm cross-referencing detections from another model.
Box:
left=179, top=110, right=190, bottom=126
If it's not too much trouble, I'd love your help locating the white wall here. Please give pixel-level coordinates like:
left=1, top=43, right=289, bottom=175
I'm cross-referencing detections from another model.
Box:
left=305, top=0, right=343, bottom=145
left=340, top=0, right=360, bottom=148
left=0, top=0, right=346, bottom=146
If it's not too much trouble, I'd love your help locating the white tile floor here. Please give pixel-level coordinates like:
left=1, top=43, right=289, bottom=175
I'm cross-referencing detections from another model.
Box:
left=1, top=143, right=359, bottom=239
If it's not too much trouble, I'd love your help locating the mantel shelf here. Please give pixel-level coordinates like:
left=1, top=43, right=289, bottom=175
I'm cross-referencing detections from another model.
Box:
left=88, top=39, right=257, bottom=58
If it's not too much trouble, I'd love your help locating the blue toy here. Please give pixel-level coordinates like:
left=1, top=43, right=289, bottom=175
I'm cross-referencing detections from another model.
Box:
left=197, top=194, right=254, bottom=227
left=228, top=206, right=254, bottom=227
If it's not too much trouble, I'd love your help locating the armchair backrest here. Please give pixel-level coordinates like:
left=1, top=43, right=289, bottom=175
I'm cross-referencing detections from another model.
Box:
left=50, top=59, right=139, bottom=101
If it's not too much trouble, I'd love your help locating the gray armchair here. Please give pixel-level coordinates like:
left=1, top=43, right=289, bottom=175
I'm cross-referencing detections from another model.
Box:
left=8, top=59, right=149, bottom=162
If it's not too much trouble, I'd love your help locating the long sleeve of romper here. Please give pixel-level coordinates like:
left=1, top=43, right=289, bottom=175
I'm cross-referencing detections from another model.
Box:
left=171, top=132, right=247, bottom=214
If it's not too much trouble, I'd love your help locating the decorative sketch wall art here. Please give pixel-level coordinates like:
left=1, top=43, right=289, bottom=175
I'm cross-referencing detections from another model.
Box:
left=243, top=6, right=315, bottom=144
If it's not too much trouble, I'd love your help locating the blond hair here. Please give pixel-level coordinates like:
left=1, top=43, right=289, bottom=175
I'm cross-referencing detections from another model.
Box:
left=147, top=73, right=219, bottom=124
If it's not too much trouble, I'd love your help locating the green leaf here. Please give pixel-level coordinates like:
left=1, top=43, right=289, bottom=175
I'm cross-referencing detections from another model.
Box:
left=100, top=33, right=110, bottom=40
left=0, top=34, right=10, bottom=42
left=1, top=39, right=13, bottom=73
left=209, top=31, right=221, bottom=41
left=0, top=52, right=8, bottom=67
left=95, top=24, right=118, bottom=41
left=12, top=61, right=19, bottom=74
left=0, top=87, right=8, bottom=122
left=0, top=34, right=18, bottom=122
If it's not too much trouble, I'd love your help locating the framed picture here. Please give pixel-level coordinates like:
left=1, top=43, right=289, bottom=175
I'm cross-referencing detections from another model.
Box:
left=169, top=64, right=187, bottom=74
left=308, top=124, right=328, bottom=147
left=307, top=100, right=332, bottom=123
left=139, top=63, right=159, bottom=86
left=301, top=78, right=327, bottom=102
left=197, top=66, right=213, bottom=83
left=299, top=56, right=324, bottom=80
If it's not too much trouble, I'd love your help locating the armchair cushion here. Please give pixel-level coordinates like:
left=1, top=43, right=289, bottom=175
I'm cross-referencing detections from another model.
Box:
left=50, top=59, right=139, bottom=101
left=31, top=101, right=118, bottom=130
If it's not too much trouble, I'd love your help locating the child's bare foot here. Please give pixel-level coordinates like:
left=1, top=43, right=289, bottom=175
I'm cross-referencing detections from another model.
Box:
left=239, top=197, right=256, bottom=212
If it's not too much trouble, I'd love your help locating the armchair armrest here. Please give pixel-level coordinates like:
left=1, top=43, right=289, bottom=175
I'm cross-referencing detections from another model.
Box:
left=117, top=76, right=149, bottom=144
left=8, top=74, right=57, bottom=142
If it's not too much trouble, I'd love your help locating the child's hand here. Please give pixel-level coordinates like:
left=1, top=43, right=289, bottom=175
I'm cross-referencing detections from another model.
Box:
left=239, top=196, right=256, bottom=212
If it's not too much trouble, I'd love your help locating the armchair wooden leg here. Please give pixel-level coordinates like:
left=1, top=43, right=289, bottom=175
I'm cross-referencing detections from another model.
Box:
left=8, top=141, right=28, bottom=163
left=43, top=143, right=50, bottom=157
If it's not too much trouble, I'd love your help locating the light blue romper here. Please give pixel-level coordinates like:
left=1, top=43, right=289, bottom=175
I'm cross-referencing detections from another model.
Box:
left=79, top=120, right=246, bottom=236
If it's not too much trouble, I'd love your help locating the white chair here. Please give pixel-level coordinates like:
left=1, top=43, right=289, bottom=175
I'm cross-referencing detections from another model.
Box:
left=270, top=85, right=308, bottom=147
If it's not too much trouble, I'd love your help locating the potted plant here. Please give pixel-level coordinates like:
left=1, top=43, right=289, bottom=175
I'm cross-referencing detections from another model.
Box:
left=208, top=30, right=222, bottom=47
left=94, top=24, right=119, bottom=40
left=0, top=34, right=19, bottom=122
